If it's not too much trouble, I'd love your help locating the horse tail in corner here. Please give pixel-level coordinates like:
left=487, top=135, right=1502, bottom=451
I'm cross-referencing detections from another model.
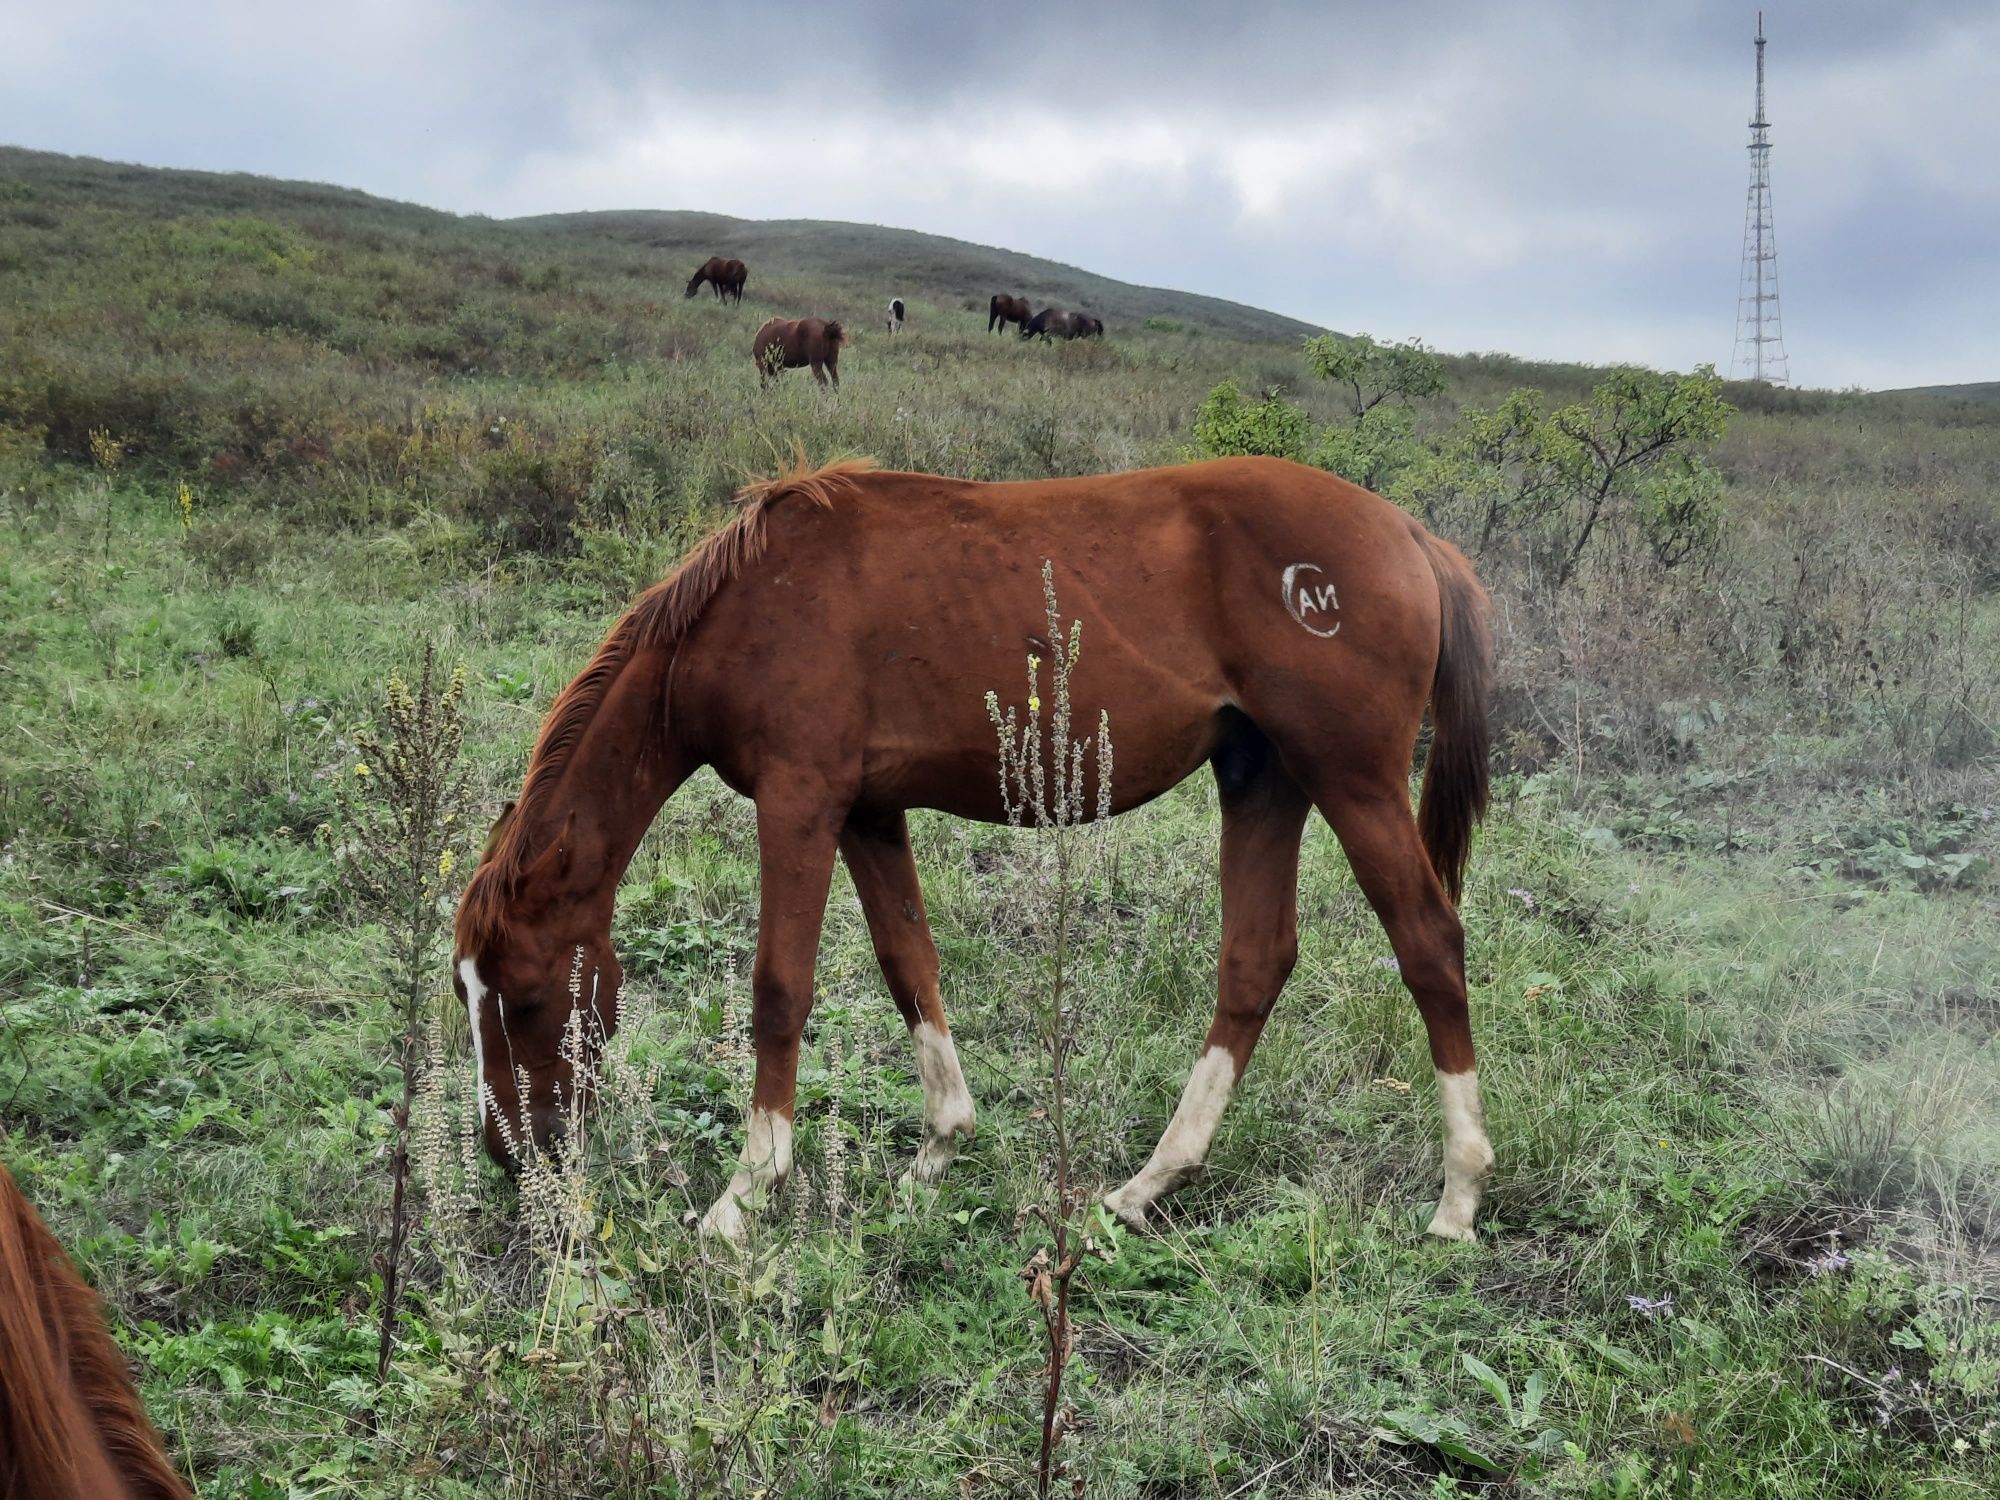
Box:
left=1413, top=529, right=1492, bottom=905
left=0, top=1164, right=192, bottom=1498
left=825, top=321, right=846, bottom=346
left=0, top=1164, right=70, bottom=1487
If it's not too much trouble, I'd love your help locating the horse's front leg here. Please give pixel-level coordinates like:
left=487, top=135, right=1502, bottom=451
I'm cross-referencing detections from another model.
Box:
left=700, top=792, right=842, bottom=1247
left=840, top=810, right=976, bottom=1181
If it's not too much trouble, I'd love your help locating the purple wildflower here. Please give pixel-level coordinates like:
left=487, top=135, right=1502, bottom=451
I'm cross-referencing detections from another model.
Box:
left=1374, top=956, right=1401, bottom=973
left=1507, top=887, right=1536, bottom=911
left=1626, top=1294, right=1674, bottom=1318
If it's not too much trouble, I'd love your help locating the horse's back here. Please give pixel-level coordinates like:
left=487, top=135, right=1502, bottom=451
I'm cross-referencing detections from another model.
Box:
left=680, top=460, right=1444, bottom=812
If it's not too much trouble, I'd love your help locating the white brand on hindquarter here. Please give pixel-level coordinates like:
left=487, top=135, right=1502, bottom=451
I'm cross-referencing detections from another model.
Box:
left=1281, top=562, right=1341, bottom=637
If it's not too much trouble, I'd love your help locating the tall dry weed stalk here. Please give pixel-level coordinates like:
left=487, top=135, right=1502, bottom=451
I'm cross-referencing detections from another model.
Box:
left=986, top=560, right=1114, bottom=1497
left=336, top=643, right=472, bottom=1393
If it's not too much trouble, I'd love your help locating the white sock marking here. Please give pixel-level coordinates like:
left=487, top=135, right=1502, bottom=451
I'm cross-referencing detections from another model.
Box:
left=459, top=958, right=488, bottom=1126
left=911, top=1020, right=976, bottom=1181
left=1428, top=1068, right=1493, bottom=1242
left=1105, top=1044, right=1237, bottom=1225
left=702, top=1107, right=793, bottom=1245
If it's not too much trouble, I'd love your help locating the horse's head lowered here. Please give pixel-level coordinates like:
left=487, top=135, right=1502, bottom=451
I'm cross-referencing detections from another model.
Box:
left=452, top=801, right=623, bottom=1165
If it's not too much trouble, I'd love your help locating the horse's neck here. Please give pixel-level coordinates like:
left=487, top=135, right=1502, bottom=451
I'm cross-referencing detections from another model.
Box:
left=524, top=646, right=696, bottom=907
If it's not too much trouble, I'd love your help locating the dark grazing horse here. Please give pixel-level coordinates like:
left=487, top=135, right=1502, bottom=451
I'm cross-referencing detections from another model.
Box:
left=684, top=256, right=748, bottom=303
left=1023, top=307, right=1100, bottom=341
left=0, top=1162, right=191, bottom=1499
left=988, top=293, right=1032, bottom=334
left=886, top=297, right=905, bottom=335
left=752, top=317, right=847, bottom=385
left=454, top=455, right=1496, bottom=1249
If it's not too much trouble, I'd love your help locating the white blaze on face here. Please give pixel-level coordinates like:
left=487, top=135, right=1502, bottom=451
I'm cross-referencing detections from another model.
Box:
left=1103, top=1044, right=1238, bottom=1227
left=1427, top=1068, right=1494, bottom=1242
left=701, top=1107, right=794, bottom=1247
left=458, top=958, right=489, bottom=1126
left=910, top=1021, right=976, bottom=1181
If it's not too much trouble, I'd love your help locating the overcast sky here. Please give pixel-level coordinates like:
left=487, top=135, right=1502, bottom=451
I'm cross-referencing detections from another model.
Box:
left=4, top=1, right=1994, bottom=389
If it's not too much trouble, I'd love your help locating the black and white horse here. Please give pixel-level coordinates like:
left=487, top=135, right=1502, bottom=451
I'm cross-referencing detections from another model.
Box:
left=886, top=297, right=905, bottom=335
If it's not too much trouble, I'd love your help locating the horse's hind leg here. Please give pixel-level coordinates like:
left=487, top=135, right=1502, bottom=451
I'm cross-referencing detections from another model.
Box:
left=840, top=810, right=976, bottom=1181
left=1104, top=731, right=1309, bottom=1229
left=700, top=792, right=842, bottom=1246
left=1312, top=777, right=1492, bottom=1240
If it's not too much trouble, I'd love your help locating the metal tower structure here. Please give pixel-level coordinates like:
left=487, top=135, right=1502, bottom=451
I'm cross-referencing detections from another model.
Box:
left=1732, top=12, right=1790, bottom=384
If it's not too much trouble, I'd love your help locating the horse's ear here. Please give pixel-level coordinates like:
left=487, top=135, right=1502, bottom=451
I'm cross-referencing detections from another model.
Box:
left=524, top=810, right=577, bottom=882
left=479, top=801, right=518, bottom=865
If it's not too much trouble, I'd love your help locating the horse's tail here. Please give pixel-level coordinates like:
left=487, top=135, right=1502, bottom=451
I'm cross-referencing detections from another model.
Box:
left=0, top=1163, right=72, bottom=1493
left=0, top=1164, right=190, bottom=1498
left=1413, top=529, right=1492, bottom=905
left=824, top=321, right=846, bottom=347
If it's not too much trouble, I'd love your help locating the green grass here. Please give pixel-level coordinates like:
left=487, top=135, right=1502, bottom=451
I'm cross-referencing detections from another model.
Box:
left=0, top=146, right=1996, bottom=1498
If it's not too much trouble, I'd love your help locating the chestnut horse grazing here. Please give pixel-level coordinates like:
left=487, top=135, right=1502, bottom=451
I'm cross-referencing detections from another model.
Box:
left=454, top=456, right=1494, bottom=1246
left=752, top=317, right=847, bottom=385
left=988, top=293, right=1031, bottom=334
left=0, top=1162, right=190, bottom=1500
left=684, top=256, right=747, bottom=303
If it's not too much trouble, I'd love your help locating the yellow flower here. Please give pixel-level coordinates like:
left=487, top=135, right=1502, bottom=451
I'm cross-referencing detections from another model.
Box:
left=437, top=849, right=456, bottom=877
left=1656, top=1138, right=1670, bottom=1149
left=1028, top=695, right=1041, bottom=714
left=354, top=762, right=371, bottom=777
left=176, top=480, right=194, bottom=532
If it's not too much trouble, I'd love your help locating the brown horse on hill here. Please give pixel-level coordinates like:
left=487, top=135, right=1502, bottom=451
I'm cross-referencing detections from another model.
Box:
left=752, top=317, right=846, bottom=385
left=684, top=256, right=747, bottom=303
left=0, top=1161, right=191, bottom=1500
left=454, top=455, right=1495, bottom=1248
left=988, top=294, right=1032, bottom=334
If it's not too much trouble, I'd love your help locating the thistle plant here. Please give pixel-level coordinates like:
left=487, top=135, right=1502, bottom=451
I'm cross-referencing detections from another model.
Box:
left=336, top=642, right=473, bottom=1393
left=985, top=559, right=1113, bottom=1498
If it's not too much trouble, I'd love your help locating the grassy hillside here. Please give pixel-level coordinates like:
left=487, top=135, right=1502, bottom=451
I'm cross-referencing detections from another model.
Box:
left=518, top=207, right=1325, bottom=341
left=1878, top=381, right=2000, bottom=404
left=1, top=146, right=1998, bottom=1499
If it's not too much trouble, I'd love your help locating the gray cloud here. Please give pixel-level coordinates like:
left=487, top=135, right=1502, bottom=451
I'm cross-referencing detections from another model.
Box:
left=2, top=0, right=1993, bottom=387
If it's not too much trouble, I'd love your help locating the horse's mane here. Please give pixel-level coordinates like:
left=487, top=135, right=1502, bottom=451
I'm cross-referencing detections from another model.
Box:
left=0, top=1162, right=190, bottom=1500
left=458, top=455, right=876, bottom=952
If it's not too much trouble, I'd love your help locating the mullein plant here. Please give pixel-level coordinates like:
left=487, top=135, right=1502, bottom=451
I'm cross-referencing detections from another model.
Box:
left=985, top=561, right=1114, bottom=1498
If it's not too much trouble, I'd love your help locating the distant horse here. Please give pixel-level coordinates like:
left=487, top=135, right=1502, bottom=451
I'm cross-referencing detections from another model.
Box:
left=1023, top=307, right=1094, bottom=341
left=752, top=317, right=847, bottom=385
left=685, top=256, right=748, bottom=303
left=0, top=1161, right=191, bottom=1499
left=988, top=293, right=1032, bottom=334
left=886, top=297, right=905, bottom=335
left=1024, top=312, right=1072, bottom=346
left=454, top=455, right=1496, bottom=1249
left=1077, top=314, right=1105, bottom=339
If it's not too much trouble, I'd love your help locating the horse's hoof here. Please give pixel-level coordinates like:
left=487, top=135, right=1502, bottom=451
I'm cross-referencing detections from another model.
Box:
left=698, top=1194, right=750, bottom=1251
left=1425, top=1210, right=1478, bottom=1243
left=912, top=1110, right=975, bottom=1185
left=1102, top=1184, right=1152, bottom=1234
left=911, top=1136, right=958, bottom=1184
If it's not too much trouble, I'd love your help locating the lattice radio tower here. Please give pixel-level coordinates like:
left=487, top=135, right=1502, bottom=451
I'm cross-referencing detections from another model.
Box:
left=1732, top=12, right=1790, bottom=384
